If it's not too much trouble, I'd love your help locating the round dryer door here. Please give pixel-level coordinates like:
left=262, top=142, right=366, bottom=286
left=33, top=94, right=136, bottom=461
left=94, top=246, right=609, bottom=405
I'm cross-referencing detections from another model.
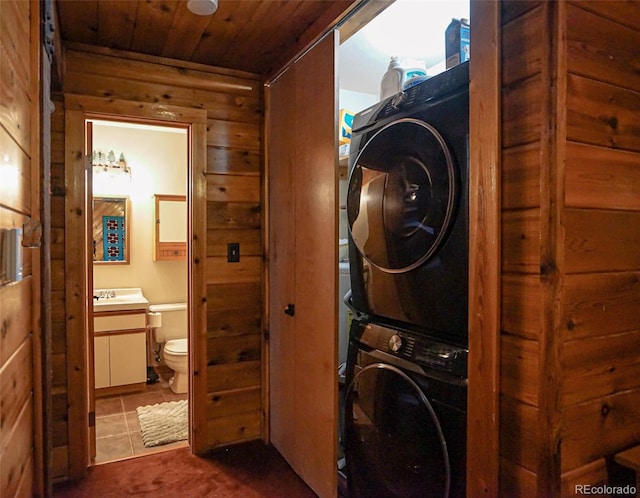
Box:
left=347, top=119, right=459, bottom=273
left=344, top=363, right=450, bottom=498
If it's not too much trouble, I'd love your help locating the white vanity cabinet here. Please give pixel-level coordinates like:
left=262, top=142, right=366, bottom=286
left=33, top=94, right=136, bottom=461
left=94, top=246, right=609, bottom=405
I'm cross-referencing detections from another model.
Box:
left=94, top=310, right=147, bottom=390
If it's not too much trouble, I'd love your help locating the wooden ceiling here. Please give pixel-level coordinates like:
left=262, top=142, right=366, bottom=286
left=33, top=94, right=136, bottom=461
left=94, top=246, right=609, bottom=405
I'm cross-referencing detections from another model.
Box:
left=55, top=0, right=359, bottom=77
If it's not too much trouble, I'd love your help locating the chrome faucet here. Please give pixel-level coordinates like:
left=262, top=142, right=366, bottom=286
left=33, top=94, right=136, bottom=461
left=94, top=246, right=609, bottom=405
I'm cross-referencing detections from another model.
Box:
left=94, top=289, right=116, bottom=299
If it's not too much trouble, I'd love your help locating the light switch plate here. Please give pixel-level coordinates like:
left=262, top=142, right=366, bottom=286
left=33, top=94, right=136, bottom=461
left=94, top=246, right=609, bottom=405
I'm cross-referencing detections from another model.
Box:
left=227, top=242, right=240, bottom=263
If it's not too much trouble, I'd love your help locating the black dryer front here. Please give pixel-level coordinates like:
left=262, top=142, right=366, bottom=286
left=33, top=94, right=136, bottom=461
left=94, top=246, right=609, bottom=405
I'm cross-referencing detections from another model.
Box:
left=346, top=61, right=469, bottom=346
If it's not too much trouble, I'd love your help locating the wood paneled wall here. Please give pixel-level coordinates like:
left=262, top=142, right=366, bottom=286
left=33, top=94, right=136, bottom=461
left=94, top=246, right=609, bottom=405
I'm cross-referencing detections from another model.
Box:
left=561, top=0, right=640, bottom=487
left=52, top=45, right=264, bottom=481
left=50, top=94, right=69, bottom=480
left=500, top=3, right=554, bottom=493
left=499, top=1, right=640, bottom=495
left=0, top=0, right=41, bottom=496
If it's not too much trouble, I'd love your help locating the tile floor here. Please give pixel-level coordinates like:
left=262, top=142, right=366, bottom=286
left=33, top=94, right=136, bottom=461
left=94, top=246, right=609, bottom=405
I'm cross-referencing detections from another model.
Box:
left=94, top=379, right=189, bottom=464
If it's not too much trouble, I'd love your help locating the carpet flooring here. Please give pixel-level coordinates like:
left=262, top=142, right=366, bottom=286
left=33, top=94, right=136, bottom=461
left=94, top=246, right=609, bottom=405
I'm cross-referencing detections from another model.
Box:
left=54, top=442, right=318, bottom=498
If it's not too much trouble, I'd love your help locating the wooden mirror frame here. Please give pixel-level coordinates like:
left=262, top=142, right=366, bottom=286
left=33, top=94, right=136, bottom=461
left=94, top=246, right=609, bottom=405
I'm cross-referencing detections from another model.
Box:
left=153, top=194, right=187, bottom=261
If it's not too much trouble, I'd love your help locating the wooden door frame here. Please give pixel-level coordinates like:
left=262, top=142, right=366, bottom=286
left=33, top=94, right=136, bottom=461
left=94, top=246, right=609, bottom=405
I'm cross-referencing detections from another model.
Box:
left=63, top=95, right=208, bottom=477
left=467, top=0, right=501, bottom=496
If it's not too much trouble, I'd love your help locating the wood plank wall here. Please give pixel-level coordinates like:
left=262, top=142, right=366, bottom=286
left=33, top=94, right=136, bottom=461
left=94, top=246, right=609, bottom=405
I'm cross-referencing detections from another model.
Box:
left=500, top=2, right=549, bottom=493
left=500, top=1, right=640, bottom=495
left=0, top=0, right=40, bottom=496
left=50, top=94, right=69, bottom=480
left=560, top=0, right=640, bottom=492
left=51, top=46, right=264, bottom=481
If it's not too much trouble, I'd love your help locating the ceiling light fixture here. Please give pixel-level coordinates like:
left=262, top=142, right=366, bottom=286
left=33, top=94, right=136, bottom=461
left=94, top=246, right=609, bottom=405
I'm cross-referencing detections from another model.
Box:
left=187, top=0, right=218, bottom=16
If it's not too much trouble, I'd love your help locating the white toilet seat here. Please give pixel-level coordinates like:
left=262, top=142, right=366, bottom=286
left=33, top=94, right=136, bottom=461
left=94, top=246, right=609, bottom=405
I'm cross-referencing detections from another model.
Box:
left=164, top=338, right=188, bottom=355
left=163, top=338, right=188, bottom=394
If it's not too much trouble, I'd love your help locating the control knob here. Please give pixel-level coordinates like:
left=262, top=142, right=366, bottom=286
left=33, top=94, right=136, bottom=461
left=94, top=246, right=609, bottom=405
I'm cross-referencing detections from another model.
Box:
left=388, top=334, right=403, bottom=352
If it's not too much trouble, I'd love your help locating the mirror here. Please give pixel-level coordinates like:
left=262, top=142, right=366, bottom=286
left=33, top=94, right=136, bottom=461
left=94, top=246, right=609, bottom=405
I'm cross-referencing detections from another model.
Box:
left=154, top=194, right=187, bottom=261
left=92, top=196, right=130, bottom=264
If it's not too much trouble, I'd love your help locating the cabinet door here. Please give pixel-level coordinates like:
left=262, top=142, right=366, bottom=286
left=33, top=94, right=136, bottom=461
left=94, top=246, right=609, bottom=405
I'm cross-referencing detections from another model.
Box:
left=267, top=32, right=339, bottom=498
left=109, top=332, right=147, bottom=386
left=94, top=336, right=110, bottom=389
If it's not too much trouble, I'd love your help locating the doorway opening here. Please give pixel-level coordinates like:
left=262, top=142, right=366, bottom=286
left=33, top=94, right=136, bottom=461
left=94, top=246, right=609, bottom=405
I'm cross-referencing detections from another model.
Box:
left=86, top=117, right=191, bottom=464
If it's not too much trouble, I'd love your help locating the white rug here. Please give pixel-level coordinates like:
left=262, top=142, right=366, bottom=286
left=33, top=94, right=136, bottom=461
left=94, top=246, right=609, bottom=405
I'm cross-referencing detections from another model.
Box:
left=136, top=400, right=188, bottom=448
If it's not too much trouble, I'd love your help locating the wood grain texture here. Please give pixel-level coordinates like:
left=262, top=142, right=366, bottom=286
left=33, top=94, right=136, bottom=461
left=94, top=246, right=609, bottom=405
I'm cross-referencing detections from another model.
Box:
left=188, top=120, right=210, bottom=455
left=206, top=410, right=261, bottom=448
left=467, top=1, right=501, bottom=495
left=564, top=208, right=640, bottom=273
left=501, top=209, right=541, bottom=274
left=56, top=1, right=357, bottom=76
left=0, top=0, right=31, bottom=152
left=565, top=141, right=640, bottom=210
left=562, top=272, right=640, bottom=340
left=266, top=32, right=338, bottom=498
left=501, top=275, right=543, bottom=340
left=206, top=202, right=261, bottom=230
left=0, top=127, right=31, bottom=214
left=567, top=74, right=640, bottom=153
left=63, top=109, right=90, bottom=479
left=206, top=174, right=261, bottom=203
left=0, top=281, right=32, bottom=365
left=558, top=0, right=640, bottom=487
left=499, top=458, right=538, bottom=498
left=0, top=3, right=41, bottom=492
left=206, top=256, right=262, bottom=285
left=501, top=4, right=543, bottom=85
left=207, top=147, right=261, bottom=175
left=206, top=309, right=261, bottom=339
left=500, top=395, right=540, bottom=472
left=207, top=361, right=261, bottom=393
left=206, top=229, right=261, bottom=258
left=535, top=1, right=564, bottom=494
left=560, top=459, right=609, bottom=497
left=562, top=330, right=640, bottom=406
left=567, top=2, right=640, bottom=93
left=502, top=142, right=542, bottom=210
left=207, top=386, right=261, bottom=419
left=500, top=334, right=539, bottom=406
left=500, top=0, right=541, bottom=25
left=265, top=54, right=295, bottom=462
left=562, top=389, right=640, bottom=471
left=502, top=74, right=543, bottom=148
left=207, top=334, right=261, bottom=365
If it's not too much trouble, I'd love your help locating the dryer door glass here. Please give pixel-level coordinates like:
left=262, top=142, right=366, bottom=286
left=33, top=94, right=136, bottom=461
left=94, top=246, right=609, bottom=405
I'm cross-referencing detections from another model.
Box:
left=347, top=119, right=458, bottom=273
left=344, top=363, right=450, bottom=498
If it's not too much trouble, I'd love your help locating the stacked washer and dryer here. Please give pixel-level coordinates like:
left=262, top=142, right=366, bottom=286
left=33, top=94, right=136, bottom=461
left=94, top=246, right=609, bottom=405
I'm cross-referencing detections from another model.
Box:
left=343, top=61, right=470, bottom=498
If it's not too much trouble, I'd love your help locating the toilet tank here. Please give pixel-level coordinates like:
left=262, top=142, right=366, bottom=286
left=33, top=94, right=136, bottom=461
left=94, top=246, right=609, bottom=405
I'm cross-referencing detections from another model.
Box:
left=148, top=303, right=187, bottom=342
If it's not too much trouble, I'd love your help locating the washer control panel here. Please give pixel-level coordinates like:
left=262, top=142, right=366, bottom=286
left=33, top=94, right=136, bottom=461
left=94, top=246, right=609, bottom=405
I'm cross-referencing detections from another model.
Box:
left=359, top=322, right=468, bottom=378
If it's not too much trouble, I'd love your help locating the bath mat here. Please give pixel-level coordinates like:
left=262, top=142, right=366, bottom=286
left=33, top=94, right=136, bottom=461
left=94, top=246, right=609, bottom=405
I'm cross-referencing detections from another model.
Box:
left=136, top=400, right=188, bottom=448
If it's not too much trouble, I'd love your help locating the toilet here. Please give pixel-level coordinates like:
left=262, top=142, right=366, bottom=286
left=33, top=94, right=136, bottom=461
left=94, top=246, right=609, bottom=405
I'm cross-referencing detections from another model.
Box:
left=162, top=338, right=188, bottom=394
left=147, top=303, right=188, bottom=394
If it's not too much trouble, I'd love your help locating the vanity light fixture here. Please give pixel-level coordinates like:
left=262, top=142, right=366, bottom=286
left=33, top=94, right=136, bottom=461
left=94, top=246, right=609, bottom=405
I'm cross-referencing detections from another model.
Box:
left=187, top=0, right=218, bottom=16
left=92, top=150, right=132, bottom=178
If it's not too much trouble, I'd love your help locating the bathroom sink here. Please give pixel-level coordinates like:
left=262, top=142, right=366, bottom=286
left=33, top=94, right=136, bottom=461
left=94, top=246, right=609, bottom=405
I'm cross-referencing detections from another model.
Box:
left=93, top=288, right=149, bottom=312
